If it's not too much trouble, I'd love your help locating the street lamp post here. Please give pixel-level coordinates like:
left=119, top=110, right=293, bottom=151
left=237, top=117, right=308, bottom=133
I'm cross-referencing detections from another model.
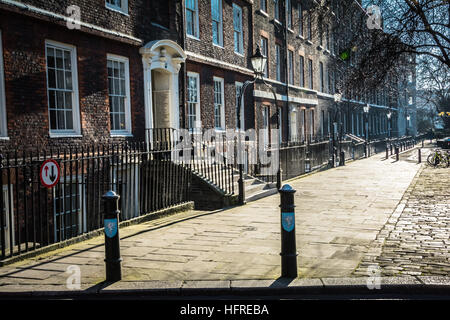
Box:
left=406, top=114, right=410, bottom=137
left=237, top=46, right=280, bottom=205
left=364, top=104, right=370, bottom=157
left=387, top=109, right=392, bottom=149
left=332, top=89, right=342, bottom=167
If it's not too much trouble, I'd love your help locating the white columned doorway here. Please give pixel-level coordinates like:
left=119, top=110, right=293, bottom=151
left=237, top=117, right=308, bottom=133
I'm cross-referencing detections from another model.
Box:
left=139, top=40, right=186, bottom=143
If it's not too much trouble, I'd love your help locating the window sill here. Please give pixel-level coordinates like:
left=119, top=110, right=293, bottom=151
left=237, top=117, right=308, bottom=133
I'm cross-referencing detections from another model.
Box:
left=234, top=51, right=244, bottom=57
left=305, top=40, right=313, bottom=45
left=317, top=45, right=324, bottom=51
left=213, top=43, right=224, bottom=50
left=111, top=132, right=133, bottom=137
left=296, top=35, right=304, bottom=40
left=49, top=133, right=83, bottom=139
left=105, top=5, right=129, bottom=16
left=186, top=34, right=201, bottom=41
left=287, top=28, right=294, bottom=34
left=0, top=136, right=9, bottom=141
left=274, top=19, right=282, bottom=26
left=257, top=10, right=269, bottom=18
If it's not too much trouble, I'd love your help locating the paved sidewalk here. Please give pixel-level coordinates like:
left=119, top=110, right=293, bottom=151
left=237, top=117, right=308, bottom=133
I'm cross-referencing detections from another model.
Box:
left=355, top=146, right=449, bottom=277
left=0, top=146, right=432, bottom=293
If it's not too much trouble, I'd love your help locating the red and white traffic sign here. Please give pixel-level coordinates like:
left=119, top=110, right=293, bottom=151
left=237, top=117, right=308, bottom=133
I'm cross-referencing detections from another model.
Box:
left=40, top=159, right=61, bottom=188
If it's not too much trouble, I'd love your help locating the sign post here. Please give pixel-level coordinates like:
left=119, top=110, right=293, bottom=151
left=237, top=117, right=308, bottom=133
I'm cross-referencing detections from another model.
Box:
left=39, top=159, right=60, bottom=188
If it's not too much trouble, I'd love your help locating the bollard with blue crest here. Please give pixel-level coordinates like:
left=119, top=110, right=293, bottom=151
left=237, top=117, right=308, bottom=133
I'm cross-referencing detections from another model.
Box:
left=103, top=190, right=122, bottom=282
left=279, top=184, right=298, bottom=278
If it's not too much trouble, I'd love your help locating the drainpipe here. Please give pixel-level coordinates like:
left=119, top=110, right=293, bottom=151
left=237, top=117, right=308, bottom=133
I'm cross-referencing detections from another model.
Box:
left=180, top=0, right=187, bottom=129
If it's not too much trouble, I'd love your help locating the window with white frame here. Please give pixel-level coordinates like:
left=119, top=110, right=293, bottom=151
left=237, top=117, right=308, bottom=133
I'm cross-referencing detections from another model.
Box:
left=326, top=25, right=330, bottom=51
left=214, top=77, right=225, bottom=130
left=310, top=109, right=315, bottom=140
left=107, top=55, right=131, bottom=134
left=0, top=30, right=6, bottom=138
left=289, top=105, right=298, bottom=142
left=298, top=3, right=303, bottom=36
left=306, top=11, right=312, bottom=40
left=275, top=44, right=281, bottom=82
left=261, top=106, right=269, bottom=147
left=308, top=58, right=313, bottom=89
left=287, top=0, right=292, bottom=29
left=187, top=72, right=200, bottom=130
left=45, top=41, right=80, bottom=136
left=260, top=36, right=269, bottom=78
left=260, top=0, right=267, bottom=12
left=211, top=0, right=223, bottom=46
left=301, top=108, right=306, bottom=140
left=186, top=0, right=199, bottom=38
left=106, top=0, right=128, bottom=14
left=319, top=62, right=324, bottom=92
left=233, top=4, right=243, bottom=54
left=288, top=50, right=294, bottom=85
left=274, top=0, right=280, bottom=21
left=235, top=82, right=243, bottom=130
left=299, top=55, right=305, bottom=87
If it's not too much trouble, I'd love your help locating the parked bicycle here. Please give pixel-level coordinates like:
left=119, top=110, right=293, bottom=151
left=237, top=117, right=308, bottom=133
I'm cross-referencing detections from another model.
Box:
left=427, top=148, right=450, bottom=168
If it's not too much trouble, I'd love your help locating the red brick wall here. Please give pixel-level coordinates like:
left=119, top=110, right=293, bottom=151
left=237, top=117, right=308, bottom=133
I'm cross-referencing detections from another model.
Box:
left=0, top=11, right=146, bottom=150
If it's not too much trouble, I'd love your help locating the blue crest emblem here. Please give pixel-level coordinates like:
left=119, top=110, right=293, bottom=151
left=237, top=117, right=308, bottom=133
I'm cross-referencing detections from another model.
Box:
left=282, top=212, right=295, bottom=232
left=104, top=219, right=118, bottom=238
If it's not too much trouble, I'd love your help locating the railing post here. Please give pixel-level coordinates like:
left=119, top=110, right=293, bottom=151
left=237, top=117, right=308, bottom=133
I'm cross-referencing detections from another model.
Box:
left=395, top=145, right=399, bottom=162
left=102, top=190, right=122, bottom=282
left=279, top=184, right=298, bottom=278
left=418, top=148, right=422, bottom=164
left=386, top=146, right=389, bottom=160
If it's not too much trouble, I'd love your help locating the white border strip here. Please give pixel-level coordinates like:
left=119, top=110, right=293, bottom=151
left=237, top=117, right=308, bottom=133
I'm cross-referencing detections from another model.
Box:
left=185, top=51, right=254, bottom=75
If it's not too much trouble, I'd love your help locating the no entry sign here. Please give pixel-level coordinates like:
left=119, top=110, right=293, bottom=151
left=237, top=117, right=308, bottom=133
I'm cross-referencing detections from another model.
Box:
left=40, top=159, right=61, bottom=188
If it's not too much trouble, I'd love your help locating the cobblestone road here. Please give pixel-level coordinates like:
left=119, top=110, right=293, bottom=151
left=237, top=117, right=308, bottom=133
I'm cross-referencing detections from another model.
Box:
left=355, top=148, right=449, bottom=277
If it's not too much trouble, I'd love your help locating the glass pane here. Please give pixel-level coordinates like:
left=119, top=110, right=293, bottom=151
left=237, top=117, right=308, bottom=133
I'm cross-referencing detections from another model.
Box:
left=47, top=47, right=55, bottom=68
left=113, top=61, right=119, bottom=77
left=57, top=70, right=64, bottom=89
left=110, top=113, right=114, bottom=130
left=119, top=97, right=125, bottom=113
left=66, top=110, right=73, bottom=129
left=107, top=60, right=113, bottom=76
left=65, top=71, right=73, bottom=90
left=120, top=79, right=125, bottom=95
left=50, top=110, right=57, bottom=130
left=57, top=110, right=65, bottom=130
left=114, top=114, right=120, bottom=130
left=64, top=51, right=72, bottom=70
left=56, top=49, right=64, bottom=69
left=108, top=78, right=113, bottom=95
left=119, top=62, right=125, bottom=78
left=119, top=114, right=125, bottom=129
left=48, top=90, right=56, bottom=108
left=65, top=92, right=72, bottom=109
left=56, top=91, right=64, bottom=109
left=186, top=11, right=193, bottom=35
left=48, top=69, right=56, bottom=88
left=114, top=79, right=119, bottom=95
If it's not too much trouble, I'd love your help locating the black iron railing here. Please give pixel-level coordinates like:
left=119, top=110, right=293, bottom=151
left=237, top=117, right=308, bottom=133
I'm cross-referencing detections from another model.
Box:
left=0, top=141, right=191, bottom=260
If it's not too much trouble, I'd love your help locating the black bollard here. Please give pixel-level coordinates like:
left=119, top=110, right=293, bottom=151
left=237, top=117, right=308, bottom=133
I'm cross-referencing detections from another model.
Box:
left=422, top=139, right=424, bottom=148
left=395, top=146, right=399, bottom=161
left=103, top=190, right=122, bottom=282
left=386, top=147, right=389, bottom=159
left=340, top=151, right=345, bottom=166
left=418, top=148, right=421, bottom=163
left=390, top=144, right=393, bottom=155
left=279, top=184, right=298, bottom=278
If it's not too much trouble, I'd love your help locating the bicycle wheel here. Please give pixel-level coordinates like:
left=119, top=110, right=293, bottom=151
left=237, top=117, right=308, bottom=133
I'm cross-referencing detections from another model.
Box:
left=427, top=153, right=439, bottom=166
